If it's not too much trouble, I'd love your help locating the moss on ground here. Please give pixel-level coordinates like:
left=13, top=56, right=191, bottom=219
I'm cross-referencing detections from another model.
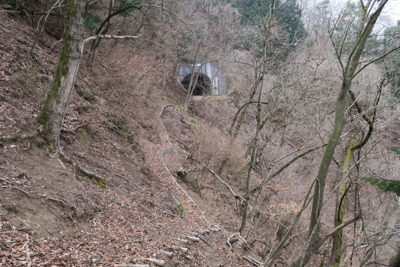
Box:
left=10, top=91, right=22, bottom=99
left=117, top=117, right=145, bottom=160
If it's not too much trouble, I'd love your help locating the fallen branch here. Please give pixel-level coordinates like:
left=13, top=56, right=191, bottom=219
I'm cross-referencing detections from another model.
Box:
left=186, top=236, right=200, bottom=242
left=142, top=258, right=164, bottom=266
left=170, top=246, right=188, bottom=253
left=84, top=34, right=138, bottom=43
left=159, top=110, right=208, bottom=224
left=243, top=256, right=262, bottom=267
left=12, top=187, right=30, bottom=196
left=185, top=231, right=198, bottom=236
left=161, top=155, right=208, bottom=223
left=50, top=38, right=62, bottom=49
left=115, top=174, right=131, bottom=183
left=57, top=155, right=66, bottom=169
left=0, top=9, right=20, bottom=13
left=0, top=178, right=10, bottom=184
left=0, top=131, right=38, bottom=142
left=159, top=250, right=173, bottom=257
left=207, top=168, right=245, bottom=201
left=197, top=235, right=212, bottom=248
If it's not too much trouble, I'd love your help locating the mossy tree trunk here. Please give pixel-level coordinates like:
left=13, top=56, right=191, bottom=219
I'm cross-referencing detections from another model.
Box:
left=329, top=85, right=380, bottom=266
left=389, top=248, right=400, bottom=267
left=330, top=137, right=354, bottom=267
left=37, top=0, right=88, bottom=146
left=291, top=1, right=388, bottom=266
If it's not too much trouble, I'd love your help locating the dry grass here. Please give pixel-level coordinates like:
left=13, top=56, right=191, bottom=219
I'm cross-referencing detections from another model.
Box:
left=189, top=123, right=244, bottom=173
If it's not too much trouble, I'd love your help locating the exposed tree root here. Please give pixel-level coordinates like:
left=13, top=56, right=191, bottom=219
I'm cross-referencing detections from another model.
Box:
left=58, top=150, right=107, bottom=188
left=227, top=232, right=239, bottom=249
left=0, top=130, right=39, bottom=143
left=0, top=128, right=107, bottom=188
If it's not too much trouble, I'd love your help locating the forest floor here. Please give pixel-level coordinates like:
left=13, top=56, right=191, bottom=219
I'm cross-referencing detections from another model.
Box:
left=0, top=6, right=266, bottom=267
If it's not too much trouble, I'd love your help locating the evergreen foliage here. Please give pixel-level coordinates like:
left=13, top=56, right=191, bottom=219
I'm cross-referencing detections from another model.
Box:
left=362, top=177, right=400, bottom=196
left=328, top=1, right=381, bottom=56
left=228, top=0, right=306, bottom=58
left=361, top=147, right=400, bottom=196
left=85, top=0, right=141, bottom=31
left=86, top=2, right=102, bottom=30
left=330, top=1, right=361, bottom=52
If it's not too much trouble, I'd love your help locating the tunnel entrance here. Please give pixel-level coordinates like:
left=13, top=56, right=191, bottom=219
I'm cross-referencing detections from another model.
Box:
left=181, top=73, right=212, bottom=96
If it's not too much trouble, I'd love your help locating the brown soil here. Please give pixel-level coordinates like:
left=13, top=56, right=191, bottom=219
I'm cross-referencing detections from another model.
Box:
left=0, top=6, right=259, bottom=267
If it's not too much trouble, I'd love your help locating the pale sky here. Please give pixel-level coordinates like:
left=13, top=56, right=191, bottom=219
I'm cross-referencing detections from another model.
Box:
left=385, top=0, right=400, bottom=25
left=305, top=0, right=400, bottom=28
left=326, top=0, right=400, bottom=30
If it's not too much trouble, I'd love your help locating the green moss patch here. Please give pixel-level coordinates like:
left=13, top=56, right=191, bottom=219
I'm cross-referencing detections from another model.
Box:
left=117, top=117, right=145, bottom=160
left=77, top=128, right=91, bottom=145
left=10, top=91, right=22, bottom=99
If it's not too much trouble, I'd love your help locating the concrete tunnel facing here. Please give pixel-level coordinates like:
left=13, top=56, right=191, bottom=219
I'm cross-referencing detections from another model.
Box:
left=176, top=60, right=227, bottom=96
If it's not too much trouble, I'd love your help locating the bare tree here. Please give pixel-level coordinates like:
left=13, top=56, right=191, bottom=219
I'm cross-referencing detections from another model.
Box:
left=290, top=1, right=396, bottom=266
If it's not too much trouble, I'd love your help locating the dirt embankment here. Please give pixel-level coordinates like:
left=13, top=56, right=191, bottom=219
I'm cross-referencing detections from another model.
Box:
left=0, top=5, right=259, bottom=266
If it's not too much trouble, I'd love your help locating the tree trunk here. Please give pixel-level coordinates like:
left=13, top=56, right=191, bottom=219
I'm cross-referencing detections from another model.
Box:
left=238, top=0, right=276, bottom=235
left=329, top=137, right=354, bottom=267
left=183, top=39, right=203, bottom=112
left=37, top=0, right=87, bottom=146
left=389, top=248, right=400, bottom=267
left=291, top=1, right=388, bottom=266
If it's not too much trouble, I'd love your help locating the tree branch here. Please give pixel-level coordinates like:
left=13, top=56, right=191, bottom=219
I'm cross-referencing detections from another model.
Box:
left=207, top=168, right=245, bottom=201
left=229, top=100, right=269, bottom=136
left=352, top=45, right=400, bottom=79
left=319, top=213, right=362, bottom=245
left=252, top=143, right=327, bottom=192
left=84, top=34, right=138, bottom=43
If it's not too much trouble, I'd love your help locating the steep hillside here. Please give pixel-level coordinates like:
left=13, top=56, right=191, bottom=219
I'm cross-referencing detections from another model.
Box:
left=2, top=1, right=400, bottom=266
left=0, top=7, right=260, bottom=267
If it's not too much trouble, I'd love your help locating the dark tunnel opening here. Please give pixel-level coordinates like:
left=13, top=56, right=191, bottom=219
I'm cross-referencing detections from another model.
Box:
left=181, top=73, right=212, bottom=96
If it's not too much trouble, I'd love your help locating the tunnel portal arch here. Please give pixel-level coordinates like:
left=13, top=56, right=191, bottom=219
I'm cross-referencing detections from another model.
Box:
left=176, top=61, right=227, bottom=95
left=181, top=73, right=212, bottom=96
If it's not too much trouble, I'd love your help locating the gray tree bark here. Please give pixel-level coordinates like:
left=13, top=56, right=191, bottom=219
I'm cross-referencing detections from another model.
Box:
left=37, top=0, right=88, bottom=146
left=291, top=1, right=389, bottom=266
